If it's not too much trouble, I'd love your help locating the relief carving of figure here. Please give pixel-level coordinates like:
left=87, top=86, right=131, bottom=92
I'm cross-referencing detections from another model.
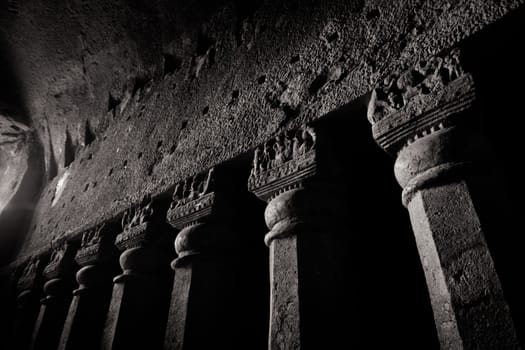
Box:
left=273, top=135, right=284, bottom=166
left=188, top=175, right=200, bottom=201
left=442, top=49, right=463, bottom=82
left=252, top=147, right=261, bottom=175
left=49, top=245, right=65, bottom=265
left=200, top=167, right=214, bottom=195
left=299, top=127, right=316, bottom=154
left=22, top=258, right=38, bottom=278
left=171, top=167, right=216, bottom=208
left=121, top=210, right=130, bottom=230
left=81, top=224, right=104, bottom=248
left=138, top=201, right=153, bottom=225
left=172, top=181, right=184, bottom=205
left=292, top=131, right=301, bottom=158
left=182, top=179, right=191, bottom=199
left=283, top=131, right=293, bottom=161
left=262, top=143, right=272, bottom=170
left=122, top=201, right=153, bottom=230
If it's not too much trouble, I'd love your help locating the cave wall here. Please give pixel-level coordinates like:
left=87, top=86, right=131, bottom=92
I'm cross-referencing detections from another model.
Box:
left=0, top=0, right=523, bottom=261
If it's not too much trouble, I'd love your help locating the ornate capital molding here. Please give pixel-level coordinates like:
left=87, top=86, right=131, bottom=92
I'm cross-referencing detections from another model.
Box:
left=75, top=224, right=117, bottom=266
left=167, top=167, right=217, bottom=229
left=43, top=240, right=77, bottom=280
left=167, top=167, right=241, bottom=230
left=368, top=47, right=476, bottom=154
left=115, top=198, right=156, bottom=251
left=248, top=125, right=323, bottom=202
left=17, top=256, right=43, bottom=291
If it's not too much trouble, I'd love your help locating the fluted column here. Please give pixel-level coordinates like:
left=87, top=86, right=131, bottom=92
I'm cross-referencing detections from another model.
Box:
left=248, top=125, right=348, bottom=349
left=10, top=257, right=44, bottom=350
left=101, top=199, right=173, bottom=350
left=164, top=166, right=266, bottom=350
left=58, top=224, right=118, bottom=350
left=30, top=241, right=77, bottom=350
left=367, top=47, right=520, bottom=349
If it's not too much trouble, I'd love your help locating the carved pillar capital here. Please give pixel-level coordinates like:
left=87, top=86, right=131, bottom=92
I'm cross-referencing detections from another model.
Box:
left=248, top=125, right=319, bottom=200
left=367, top=47, right=479, bottom=206
left=11, top=257, right=45, bottom=350
left=248, top=124, right=348, bottom=349
left=248, top=124, right=344, bottom=242
left=263, top=185, right=344, bottom=246
left=164, top=165, right=263, bottom=350
left=113, top=198, right=171, bottom=282
left=102, top=198, right=174, bottom=350
left=166, top=166, right=242, bottom=267
left=73, top=224, right=117, bottom=295
left=30, top=240, right=78, bottom=350
left=41, top=240, right=77, bottom=303
left=367, top=47, right=470, bottom=134
left=17, top=257, right=44, bottom=294
left=367, top=47, right=520, bottom=349
left=75, top=224, right=117, bottom=266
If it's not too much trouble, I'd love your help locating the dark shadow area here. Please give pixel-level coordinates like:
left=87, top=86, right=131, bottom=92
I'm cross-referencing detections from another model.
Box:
left=0, top=34, right=30, bottom=125
left=310, top=100, right=440, bottom=349
left=460, top=5, right=525, bottom=346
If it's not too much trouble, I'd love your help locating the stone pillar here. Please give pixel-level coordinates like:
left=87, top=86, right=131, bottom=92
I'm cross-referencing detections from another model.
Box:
left=164, top=166, right=263, bottom=350
left=58, top=224, right=119, bottom=350
left=30, top=241, right=77, bottom=350
left=101, top=198, right=173, bottom=350
left=10, top=257, right=44, bottom=350
left=248, top=125, right=348, bottom=349
left=367, top=47, right=520, bottom=349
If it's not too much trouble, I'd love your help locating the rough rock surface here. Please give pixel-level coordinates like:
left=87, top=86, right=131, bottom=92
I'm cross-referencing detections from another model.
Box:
left=1, top=0, right=523, bottom=259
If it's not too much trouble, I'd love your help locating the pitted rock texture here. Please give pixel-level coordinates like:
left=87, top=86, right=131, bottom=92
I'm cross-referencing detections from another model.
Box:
left=2, top=0, right=523, bottom=259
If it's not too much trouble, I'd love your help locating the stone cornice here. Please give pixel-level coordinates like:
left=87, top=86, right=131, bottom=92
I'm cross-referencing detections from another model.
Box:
left=367, top=47, right=476, bottom=154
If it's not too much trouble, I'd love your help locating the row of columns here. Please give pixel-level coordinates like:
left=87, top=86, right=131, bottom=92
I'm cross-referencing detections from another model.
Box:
left=6, top=46, right=522, bottom=349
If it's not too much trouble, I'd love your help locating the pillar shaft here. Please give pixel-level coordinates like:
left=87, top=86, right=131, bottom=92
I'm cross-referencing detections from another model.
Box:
left=30, top=241, right=77, bottom=350
left=165, top=166, right=268, bottom=350
left=408, top=181, right=517, bottom=349
left=249, top=125, right=348, bottom=350
left=102, top=271, right=170, bottom=350
left=58, top=225, right=118, bottom=350
left=30, top=281, right=73, bottom=350
left=11, top=258, right=43, bottom=350
left=166, top=251, right=238, bottom=349
left=12, top=289, right=41, bottom=350
left=101, top=200, right=172, bottom=350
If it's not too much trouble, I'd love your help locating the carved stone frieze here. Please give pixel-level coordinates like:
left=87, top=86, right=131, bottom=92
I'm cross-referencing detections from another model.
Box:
left=167, top=192, right=216, bottom=229
left=17, top=257, right=42, bottom=291
left=171, top=167, right=215, bottom=208
left=367, top=47, right=476, bottom=154
left=75, top=223, right=116, bottom=266
left=43, top=240, right=77, bottom=280
left=167, top=167, right=238, bottom=230
left=248, top=125, right=320, bottom=202
left=115, top=198, right=162, bottom=251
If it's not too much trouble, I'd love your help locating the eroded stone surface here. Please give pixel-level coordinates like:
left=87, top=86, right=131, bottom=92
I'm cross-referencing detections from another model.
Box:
left=3, top=0, right=523, bottom=260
